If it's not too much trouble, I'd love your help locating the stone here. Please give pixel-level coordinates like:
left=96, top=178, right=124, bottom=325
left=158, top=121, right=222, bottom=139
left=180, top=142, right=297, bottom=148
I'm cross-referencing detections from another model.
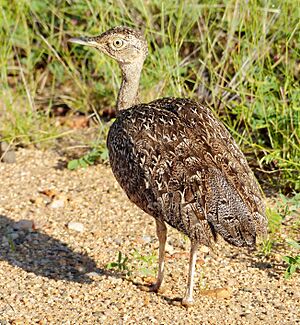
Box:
left=9, top=232, right=19, bottom=240
left=0, top=141, right=16, bottom=163
left=67, top=221, right=84, bottom=232
left=141, top=235, right=151, bottom=243
left=199, top=246, right=210, bottom=254
left=13, top=219, right=34, bottom=231
left=86, top=272, right=101, bottom=279
left=49, top=199, right=65, bottom=209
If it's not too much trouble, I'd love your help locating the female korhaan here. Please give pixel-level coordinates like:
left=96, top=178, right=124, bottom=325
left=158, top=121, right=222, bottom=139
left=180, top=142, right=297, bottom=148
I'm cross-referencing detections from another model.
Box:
left=69, top=26, right=267, bottom=307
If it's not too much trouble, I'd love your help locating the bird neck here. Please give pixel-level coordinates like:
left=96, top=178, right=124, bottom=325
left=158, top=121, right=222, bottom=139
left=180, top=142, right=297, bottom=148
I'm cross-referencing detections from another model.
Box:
left=117, top=60, right=144, bottom=112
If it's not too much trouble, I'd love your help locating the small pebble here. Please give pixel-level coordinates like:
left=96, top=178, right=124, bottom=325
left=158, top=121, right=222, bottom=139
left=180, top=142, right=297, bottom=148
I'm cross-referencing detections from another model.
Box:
left=67, top=221, right=84, bottom=232
left=114, top=238, right=122, bottom=245
left=199, top=246, right=210, bottom=254
left=165, top=243, right=175, bottom=255
left=8, top=232, right=19, bottom=240
left=2, top=236, right=9, bottom=245
left=13, top=219, right=34, bottom=231
left=141, top=235, right=151, bottom=243
left=49, top=199, right=65, bottom=209
left=0, top=141, right=16, bottom=163
left=86, top=272, right=101, bottom=278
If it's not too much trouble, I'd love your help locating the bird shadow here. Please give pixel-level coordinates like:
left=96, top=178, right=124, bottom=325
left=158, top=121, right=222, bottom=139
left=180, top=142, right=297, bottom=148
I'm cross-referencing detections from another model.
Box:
left=0, top=214, right=114, bottom=283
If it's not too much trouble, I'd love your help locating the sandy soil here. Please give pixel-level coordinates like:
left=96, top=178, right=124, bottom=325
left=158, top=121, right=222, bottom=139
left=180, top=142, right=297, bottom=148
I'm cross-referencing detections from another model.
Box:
left=0, top=148, right=299, bottom=324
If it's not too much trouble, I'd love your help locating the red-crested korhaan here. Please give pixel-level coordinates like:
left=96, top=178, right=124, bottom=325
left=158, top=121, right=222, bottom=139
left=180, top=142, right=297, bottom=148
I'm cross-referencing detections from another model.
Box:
left=69, top=26, right=267, bottom=306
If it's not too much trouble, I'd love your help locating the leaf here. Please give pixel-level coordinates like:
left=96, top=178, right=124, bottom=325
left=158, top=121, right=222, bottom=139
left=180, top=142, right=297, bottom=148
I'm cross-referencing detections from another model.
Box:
left=139, top=268, right=155, bottom=276
left=266, top=207, right=283, bottom=233
left=76, top=159, right=85, bottom=168
left=286, top=239, right=300, bottom=250
left=282, top=256, right=293, bottom=264
left=67, top=146, right=108, bottom=171
left=106, top=262, right=118, bottom=269
left=118, top=251, right=122, bottom=263
left=67, top=159, right=80, bottom=170
left=283, top=254, right=300, bottom=279
left=290, top=264, right=297, bottom=274
left=100, top=147, right=109, bottom=161
left=284, top=269, right=292, bottom=279
left=8, top=237, right=15, bottom=252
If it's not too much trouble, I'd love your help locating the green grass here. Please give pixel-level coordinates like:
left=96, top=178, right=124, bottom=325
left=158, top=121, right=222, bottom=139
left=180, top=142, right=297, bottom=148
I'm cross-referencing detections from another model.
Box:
left=106, top=249, right=158, bottom=278
left=1, top=0, right=299, bottom=191
left=261, top=194, right=300, bottom=278
left=283, top=239, right=300, bottom=279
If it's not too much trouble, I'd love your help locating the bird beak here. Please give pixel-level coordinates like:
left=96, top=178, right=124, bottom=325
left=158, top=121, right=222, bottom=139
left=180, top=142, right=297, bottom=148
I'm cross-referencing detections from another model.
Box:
left=68, top=37, right=100, bottom=48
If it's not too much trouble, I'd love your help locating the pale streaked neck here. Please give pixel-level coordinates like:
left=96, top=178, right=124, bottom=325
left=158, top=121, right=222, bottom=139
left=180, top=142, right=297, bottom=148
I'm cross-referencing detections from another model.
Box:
left=117, top=60, right=144, bottom=112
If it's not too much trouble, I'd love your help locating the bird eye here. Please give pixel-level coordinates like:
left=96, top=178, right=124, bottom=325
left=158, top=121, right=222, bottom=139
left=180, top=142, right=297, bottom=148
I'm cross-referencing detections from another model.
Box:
left=112, top=38, right=124, bottom=49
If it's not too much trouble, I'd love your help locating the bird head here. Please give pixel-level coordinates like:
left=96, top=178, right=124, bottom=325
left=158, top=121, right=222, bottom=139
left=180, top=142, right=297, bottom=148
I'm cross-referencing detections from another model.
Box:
left=69, top=26, right=148, bottom=65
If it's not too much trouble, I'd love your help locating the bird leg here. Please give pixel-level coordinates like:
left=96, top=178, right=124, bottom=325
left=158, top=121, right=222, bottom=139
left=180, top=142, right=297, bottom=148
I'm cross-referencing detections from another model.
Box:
left=150, top=219, right=167, bottom=292
left=182, top=241, right=199, bottom=307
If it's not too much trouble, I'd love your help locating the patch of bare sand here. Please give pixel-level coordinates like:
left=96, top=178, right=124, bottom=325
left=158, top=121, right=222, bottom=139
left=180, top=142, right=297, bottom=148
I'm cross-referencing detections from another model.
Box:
left=0, top=149, right=299, bottom=324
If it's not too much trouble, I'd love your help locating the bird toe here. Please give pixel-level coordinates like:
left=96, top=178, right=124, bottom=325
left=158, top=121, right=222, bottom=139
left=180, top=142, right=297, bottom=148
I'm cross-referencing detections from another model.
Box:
left=181, top=297, right=194, bottom=308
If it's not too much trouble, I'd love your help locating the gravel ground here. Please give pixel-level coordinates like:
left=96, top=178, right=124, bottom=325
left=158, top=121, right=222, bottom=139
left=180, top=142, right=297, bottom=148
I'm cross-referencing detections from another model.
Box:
left=0, top=148, right=299, bottom=324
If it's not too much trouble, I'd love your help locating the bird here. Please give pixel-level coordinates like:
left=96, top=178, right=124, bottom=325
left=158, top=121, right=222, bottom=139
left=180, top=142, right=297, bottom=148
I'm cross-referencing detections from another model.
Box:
left=69, top=26, right=267, bottom=307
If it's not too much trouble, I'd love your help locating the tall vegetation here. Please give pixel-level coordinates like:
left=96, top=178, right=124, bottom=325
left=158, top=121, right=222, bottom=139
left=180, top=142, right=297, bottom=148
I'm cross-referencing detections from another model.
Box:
left=1, top=0, right=299, bottom=192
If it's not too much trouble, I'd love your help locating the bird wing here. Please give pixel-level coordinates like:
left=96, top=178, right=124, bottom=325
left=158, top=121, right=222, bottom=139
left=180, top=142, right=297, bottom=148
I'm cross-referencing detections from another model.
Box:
left=108, top=98, right=267, bottom=247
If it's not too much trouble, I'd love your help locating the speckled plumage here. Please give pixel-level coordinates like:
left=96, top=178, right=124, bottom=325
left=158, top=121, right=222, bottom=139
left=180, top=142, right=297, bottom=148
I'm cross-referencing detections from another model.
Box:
left=108, top=97, right=266, bottom=247
left=69, top=26, right=267, bottom=306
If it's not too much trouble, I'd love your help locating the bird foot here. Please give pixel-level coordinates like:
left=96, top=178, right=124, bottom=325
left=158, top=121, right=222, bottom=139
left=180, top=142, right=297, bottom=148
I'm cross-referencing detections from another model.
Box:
left=139, top=282, right=164, bottom=294
left=148, top=283, right=160, bottom=293
left=181, top=297, right=194, bottom=308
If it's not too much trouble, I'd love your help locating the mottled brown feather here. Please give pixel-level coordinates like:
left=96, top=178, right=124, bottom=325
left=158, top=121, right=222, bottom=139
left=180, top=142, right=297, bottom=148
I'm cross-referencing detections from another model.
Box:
left=107, top=97, right=267, bottom=248
left=69, top=25, right=268, bottom=305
